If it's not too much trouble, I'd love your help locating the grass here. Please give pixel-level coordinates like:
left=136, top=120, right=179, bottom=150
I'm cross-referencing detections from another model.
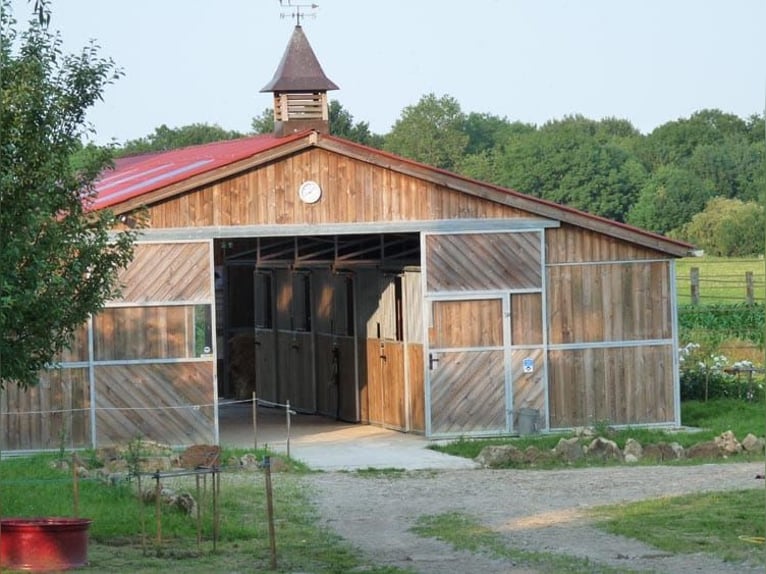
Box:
left=676, top=256, right=766, bottom=305
left=411, top=512, right=642, bottom=574
left=0, top=453, right=412, bottom=574
left=431, top=397, right=766, bottom=465
left=591, top=490, right=765, bottom=566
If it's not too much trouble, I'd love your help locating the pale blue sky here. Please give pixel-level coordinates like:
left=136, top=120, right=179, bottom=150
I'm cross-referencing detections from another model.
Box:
left=9, top=0, right=766, bottom=144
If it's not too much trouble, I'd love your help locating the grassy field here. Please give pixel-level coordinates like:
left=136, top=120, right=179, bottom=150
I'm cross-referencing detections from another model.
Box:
left=676, top=256, right=766, bottom=305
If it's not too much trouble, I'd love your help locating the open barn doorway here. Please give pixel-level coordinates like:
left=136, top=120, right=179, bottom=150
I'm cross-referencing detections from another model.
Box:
left=214, top=233, right=425, bottom=440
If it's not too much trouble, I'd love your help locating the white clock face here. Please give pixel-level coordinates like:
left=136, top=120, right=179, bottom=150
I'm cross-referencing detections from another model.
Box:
left=298, top=180, right=322, bottom=204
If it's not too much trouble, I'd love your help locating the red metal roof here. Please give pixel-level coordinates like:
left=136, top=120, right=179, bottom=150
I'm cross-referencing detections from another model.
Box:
left=94, top=134, right=300, bottom=210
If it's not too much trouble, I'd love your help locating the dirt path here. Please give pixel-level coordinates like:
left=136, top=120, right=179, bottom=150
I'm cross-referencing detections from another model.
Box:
left=306, top=462, right=765, bottom=574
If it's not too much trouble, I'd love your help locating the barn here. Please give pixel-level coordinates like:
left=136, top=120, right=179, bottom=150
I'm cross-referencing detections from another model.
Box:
left=0, top=25, right=693, bottom=451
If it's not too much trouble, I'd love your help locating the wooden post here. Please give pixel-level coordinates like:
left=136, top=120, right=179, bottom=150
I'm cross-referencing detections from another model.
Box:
left=138, top=473, right=146, bottom=556
left=71, top=452, right=79, bottom=517
left=746, top=271, right=754, bottom=305
left=253, top=392, right=258, bottom=451
left=154, top=470, right=162, bottom=547
left=264, top=456, right=277, bottom=570
left=690, top=267, right=700, bottom=305
left=286, top=400, right=291, bottom=459
left=195, top=474, right=201, bottom=550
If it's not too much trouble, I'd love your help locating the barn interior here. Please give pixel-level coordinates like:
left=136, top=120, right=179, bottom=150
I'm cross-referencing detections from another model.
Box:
left=216, top=232, right=426, bottom=433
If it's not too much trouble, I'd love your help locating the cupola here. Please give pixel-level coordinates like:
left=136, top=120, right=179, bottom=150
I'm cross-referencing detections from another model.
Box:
left=261, top=25, right=338, bottom=137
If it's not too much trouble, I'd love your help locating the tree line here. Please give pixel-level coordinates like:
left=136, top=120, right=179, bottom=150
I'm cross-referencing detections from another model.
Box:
left=110, top=95, right=765, bottom=257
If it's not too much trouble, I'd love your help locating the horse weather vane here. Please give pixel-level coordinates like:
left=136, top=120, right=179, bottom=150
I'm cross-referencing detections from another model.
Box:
left=279, top=0, right=319, bottom=26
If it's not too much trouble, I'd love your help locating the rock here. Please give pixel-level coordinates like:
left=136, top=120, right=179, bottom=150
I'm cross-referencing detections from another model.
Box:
left=553, top=437, right=584, bottom=463
left=686, top=440, right=723, bottom=459
left=573, top=427, right=595, bottom=438
left=239, top=453, right=260, bottom=468
left=714, top=431, right=742, bottom=455
left=141, top=485, right=197, bottom=515
left=523, top=446, right=544, bottom=464
left=179, top=444, right=221, bottom=469
left=623, top=438, right=643, bottom=460
left=624, top=453, right=639, bottom=464
left=475, top=444, right=524, bottom=467
left=670, top=442, right=685, bottom=459
left=642, top=442, right=680, bottom=462
left=585, top=437, right=623, bottom=461
left=742, top=433, right=765, bottom=453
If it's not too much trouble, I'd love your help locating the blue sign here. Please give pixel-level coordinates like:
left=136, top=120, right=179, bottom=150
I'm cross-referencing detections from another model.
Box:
left=522, top=357, right=534, bottom=373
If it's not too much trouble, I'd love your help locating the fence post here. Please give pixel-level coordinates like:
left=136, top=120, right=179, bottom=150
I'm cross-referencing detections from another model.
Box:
left=746, top=271, right=754, bottom=305
left=253, top=392, right=258, bottom=451
left=263, top=456, right=277, bottom=570
left=286, top=400, right=291, bottom=459
left=690, top=267, right=700, bottom=305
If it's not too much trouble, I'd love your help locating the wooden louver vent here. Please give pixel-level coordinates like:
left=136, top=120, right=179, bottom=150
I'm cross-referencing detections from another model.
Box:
left=274, top=92, right=328, bottom=122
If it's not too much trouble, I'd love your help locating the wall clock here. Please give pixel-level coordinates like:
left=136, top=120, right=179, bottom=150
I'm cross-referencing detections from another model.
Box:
left=298, top=180, right=322, bottom=204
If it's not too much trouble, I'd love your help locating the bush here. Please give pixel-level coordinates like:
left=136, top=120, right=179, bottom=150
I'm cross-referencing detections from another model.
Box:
left=679, top=343, right=764, bottom=402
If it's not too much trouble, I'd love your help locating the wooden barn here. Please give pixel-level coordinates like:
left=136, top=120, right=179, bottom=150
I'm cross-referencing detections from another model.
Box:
left=0, top=25, right=693, bottom=451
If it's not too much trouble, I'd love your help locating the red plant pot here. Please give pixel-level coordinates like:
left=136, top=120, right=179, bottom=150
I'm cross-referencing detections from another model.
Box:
left=0, top=518, right=93, bottom=571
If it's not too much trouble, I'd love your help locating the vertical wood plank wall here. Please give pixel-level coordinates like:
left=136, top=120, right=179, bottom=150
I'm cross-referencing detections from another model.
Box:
left=545, top=225, right=676, bottom=428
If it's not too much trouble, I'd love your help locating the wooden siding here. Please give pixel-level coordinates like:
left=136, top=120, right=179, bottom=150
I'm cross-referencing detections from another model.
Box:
left=408, top=343, right=425, bottom=432
left=511, top=294, right=543, bottom=345
left=426, top=232, right=542, bottom=292
left=146, top=148, right=528, bottom=228
left=548, top=345, right=674, bottom=428
left=511, top=349, right=546, bottom=431
left=1, top=368, right=91, bottom=450
left=430, top=350, right=505, bottom=435
left=111, top=242, right=211, bottom=303
left=547, top=261, right=672, bottom=344
left=94, top=363, right=214, bottom=446
left=546, top=225, right=670, bottom=264
left=429, top=299, right=503, bottom=349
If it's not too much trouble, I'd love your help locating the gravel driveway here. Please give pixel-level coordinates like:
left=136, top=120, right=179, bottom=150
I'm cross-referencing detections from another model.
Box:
left=306, top=462, right=765, bottom=574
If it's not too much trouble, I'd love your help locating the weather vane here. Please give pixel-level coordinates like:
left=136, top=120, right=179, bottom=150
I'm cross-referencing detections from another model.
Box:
left=279, top=0, right=319, bottom=26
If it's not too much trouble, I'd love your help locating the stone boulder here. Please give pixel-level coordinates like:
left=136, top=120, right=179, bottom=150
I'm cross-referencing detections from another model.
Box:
left=686, top=440, right=724, bottom=459
left=642, top=442, right=683, bottom=462
left=585, top=437, right=623, bottom=462
left=714, top=431, right=742, bottom=455
left=741, top=433, right=765, bottom=454
left=553, top=437, right=584, bottom=463
left=623, top=438, right=643, bottom=461
left=475, top=444, right=524, bottom=467
left=179, top=444, right=221, bottom=469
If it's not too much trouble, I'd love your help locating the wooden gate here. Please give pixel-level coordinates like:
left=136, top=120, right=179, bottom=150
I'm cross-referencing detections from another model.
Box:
left=424, top=230, right=546, bottom=438
left=427, top=297, right=508, bottom=435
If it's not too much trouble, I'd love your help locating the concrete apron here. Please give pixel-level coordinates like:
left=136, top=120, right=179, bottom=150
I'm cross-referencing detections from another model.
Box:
left=218, top=401, right=477, bottom=472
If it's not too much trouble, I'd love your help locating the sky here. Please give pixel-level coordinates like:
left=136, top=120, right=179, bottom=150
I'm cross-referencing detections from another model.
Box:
left=7, top=0, right=766, bottom=145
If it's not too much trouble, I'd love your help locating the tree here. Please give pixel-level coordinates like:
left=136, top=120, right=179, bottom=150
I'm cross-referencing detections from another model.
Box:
left=490, top=116, right=647, bottom=221
left=0, top=1, right=138, bottom=388
left=117, top=123, right=244, bottom=156
left=673, top=197, right=764, bottom=256
left=384, top=93, right=469, bottom=171
left=626, top=166, right=713, bottom=234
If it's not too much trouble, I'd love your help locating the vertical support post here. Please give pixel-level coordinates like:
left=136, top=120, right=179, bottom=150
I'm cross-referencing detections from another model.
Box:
left=286, top=400, right=291, bottom=459
left=154, top=470, right=162, bottom=547
left=746, top=271, right=754, bottom=305
left=213, top=468, right=220, bottom=552
left=264, top=456, right=277, bottom=570
left=71, top=452, right=79, bottom=517
left=690, top=267, right=700, bottom=305
left=138, top=473, right=146, bottom=556
left=195, top=474, right=201, bottom=550
left=253, top=392, right=258, bottom=451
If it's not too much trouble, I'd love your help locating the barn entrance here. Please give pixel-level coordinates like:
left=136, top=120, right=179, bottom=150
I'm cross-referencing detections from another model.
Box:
left=218, top=233, right=424, bottom=432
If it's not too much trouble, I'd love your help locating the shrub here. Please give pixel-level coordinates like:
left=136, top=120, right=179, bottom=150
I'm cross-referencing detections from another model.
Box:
left=679, top=343, right=764, bottom=402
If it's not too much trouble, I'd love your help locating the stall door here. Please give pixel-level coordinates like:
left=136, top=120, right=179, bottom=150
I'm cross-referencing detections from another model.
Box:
left=427, top=297, right=509, bottom=436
